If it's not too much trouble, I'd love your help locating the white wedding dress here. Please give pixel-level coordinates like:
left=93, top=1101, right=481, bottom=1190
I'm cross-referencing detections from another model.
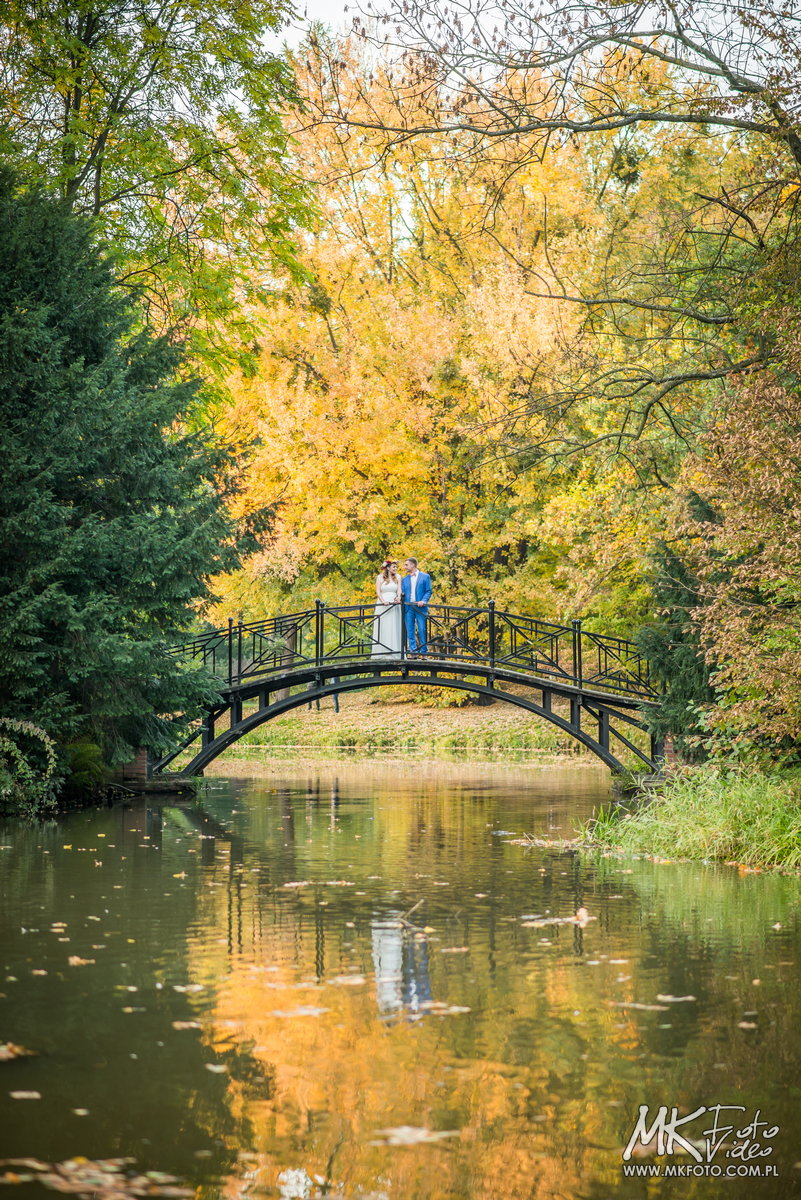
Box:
left=371, top=576, right=402, bottom=658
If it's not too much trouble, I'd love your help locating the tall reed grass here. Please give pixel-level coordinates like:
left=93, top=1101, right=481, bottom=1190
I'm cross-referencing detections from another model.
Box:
left=584, top=766, right=801, bottom=868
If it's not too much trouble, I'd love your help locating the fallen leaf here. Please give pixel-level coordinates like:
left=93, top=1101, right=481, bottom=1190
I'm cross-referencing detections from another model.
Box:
left=68, top=957, right=95, bottom=967
left=0, top=1043, right=35, bottom=1063
left=0, top=1156, right=192, bottom=1199
left=9, top=1092, right=41, bottom=1100
left=370, top=1126, right=460, bottom=1146
left=269, top=1006, right=330, bottom=1018
left=610, top=1002, right=670, bottom=1012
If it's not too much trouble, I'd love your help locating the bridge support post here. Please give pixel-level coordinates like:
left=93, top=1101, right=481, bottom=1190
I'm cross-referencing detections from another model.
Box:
left=488, top=600, right=495, bottom=668
left=572, top=619, right=583, bottom=686
left=315, top=600, right=324, bottom=665
left=651, top=733, right=669, bottom=768
left=598, top=709, right=610, bottom=754
left=570, top=695, right=581, bottom=732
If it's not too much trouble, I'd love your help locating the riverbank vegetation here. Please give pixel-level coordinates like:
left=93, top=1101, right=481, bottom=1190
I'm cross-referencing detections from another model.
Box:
left=3, top=1, right=801, bottom=823
left=583, top=766, right=801, bottom=871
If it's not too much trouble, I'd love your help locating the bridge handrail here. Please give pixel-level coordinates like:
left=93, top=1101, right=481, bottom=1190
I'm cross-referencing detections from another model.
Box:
left=168, top=601, right=657, bottom=700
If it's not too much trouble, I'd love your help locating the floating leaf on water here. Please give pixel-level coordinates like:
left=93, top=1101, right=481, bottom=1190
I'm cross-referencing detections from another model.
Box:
left=0, top=1044, right=35, bottom=1063
left=204, top=1064, right=227, bottom=1074
left=439, top=947, right=470, bottom=954
left=171, top=1022, right=201, bottom=1031
left=370, top=1126, right=460, bottom=1147
left=281, top=881, right=311, bottom=889
left=0, top=1157, right=192, bottom=1199
left=68, top=957, right=95, bottom=967
left=419, top=1002, right=470, bottom=1014
left=656, top=994, right=697, bottom=1003
left=9, top=1092, right=41, bottom=1100
left=269, top=1007, right=330, bottom=1018
left=329, top=975, right=366, bottom=986
left=610, top=1002, right=670, bottom=1012
left=738, top=1021, right=758, bottom=1030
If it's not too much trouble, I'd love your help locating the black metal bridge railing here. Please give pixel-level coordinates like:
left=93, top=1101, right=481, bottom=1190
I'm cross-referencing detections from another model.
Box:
left=169, top=602, right=656, bottom=700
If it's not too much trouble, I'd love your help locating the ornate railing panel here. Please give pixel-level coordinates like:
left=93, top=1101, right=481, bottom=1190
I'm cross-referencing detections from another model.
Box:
left=169, top=602, right=657, bottom=700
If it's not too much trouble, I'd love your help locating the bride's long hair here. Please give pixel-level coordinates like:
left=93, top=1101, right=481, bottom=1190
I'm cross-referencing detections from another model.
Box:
left=381, top=558, right=398, bottom=582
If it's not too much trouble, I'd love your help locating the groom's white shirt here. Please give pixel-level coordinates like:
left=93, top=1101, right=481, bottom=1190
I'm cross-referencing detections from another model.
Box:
left=409, top=571, right=418, bottom=602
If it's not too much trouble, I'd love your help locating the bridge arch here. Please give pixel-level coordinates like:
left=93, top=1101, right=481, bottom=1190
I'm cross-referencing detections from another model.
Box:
left=156, top=659, right=659, bottom=778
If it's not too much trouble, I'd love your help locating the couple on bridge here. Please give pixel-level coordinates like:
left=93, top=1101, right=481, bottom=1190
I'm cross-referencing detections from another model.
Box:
left=371, top=557, right=432, bottom=658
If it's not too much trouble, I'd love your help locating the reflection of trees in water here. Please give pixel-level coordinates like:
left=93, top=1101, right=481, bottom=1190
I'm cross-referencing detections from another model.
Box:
left=183, top=778, right=801, bottom=1197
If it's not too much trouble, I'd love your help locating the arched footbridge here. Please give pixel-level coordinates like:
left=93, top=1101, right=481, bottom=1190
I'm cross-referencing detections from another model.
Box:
left=154, top=602, right=663, bottom=777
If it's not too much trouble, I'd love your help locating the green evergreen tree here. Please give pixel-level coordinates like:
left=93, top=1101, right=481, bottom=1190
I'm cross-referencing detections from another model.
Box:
left=638, top=533, right=716, bottom=761
left=0, top=171, right=241, bottom=772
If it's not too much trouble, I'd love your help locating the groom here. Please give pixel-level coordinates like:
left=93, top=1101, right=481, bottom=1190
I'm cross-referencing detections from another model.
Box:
left=401, top=557, right=432, bottom=654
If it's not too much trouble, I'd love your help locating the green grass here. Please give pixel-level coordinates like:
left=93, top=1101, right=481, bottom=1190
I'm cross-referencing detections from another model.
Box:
left=582, top=765, right=801, bottom=869
left=233, top=714, right=580, bottom=759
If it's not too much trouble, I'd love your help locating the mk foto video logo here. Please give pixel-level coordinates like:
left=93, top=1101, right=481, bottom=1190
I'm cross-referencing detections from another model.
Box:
left=621, top=1104, right=780, bottom=1180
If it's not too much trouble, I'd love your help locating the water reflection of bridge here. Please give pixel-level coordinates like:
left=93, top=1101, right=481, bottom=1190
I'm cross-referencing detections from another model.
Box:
left=156, top=602, right=661, bottom=775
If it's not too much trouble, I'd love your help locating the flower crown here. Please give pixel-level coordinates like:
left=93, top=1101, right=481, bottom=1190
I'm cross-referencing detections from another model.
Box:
left=382, top=558, right=397, bottom=568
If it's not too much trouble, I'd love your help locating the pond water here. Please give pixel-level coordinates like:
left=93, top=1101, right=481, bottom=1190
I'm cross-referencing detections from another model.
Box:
left=2, top=761, right=801, bottom=1200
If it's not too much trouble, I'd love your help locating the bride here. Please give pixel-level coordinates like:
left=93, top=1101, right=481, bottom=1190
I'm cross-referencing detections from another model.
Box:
left=371, top=559, right=402, bottom=658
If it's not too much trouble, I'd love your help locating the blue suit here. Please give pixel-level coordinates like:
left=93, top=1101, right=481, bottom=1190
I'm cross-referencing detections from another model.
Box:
left=401, top=571, right=432, bottom=653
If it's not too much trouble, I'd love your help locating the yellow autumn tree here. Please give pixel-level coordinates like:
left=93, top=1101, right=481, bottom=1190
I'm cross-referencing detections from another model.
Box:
left=210, top=36, right=749, bottom=634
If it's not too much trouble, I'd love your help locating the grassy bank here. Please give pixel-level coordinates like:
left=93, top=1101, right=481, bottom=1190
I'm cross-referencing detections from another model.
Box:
left=229, top=689, right=594, bottom=761
left=582, top=765, right=801, bottom=869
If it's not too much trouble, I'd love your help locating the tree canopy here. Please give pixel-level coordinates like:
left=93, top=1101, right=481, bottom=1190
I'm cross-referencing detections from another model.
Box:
left=0, top=0, right=314, bottom=377
left=0, top=171, right=242, bottom=767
